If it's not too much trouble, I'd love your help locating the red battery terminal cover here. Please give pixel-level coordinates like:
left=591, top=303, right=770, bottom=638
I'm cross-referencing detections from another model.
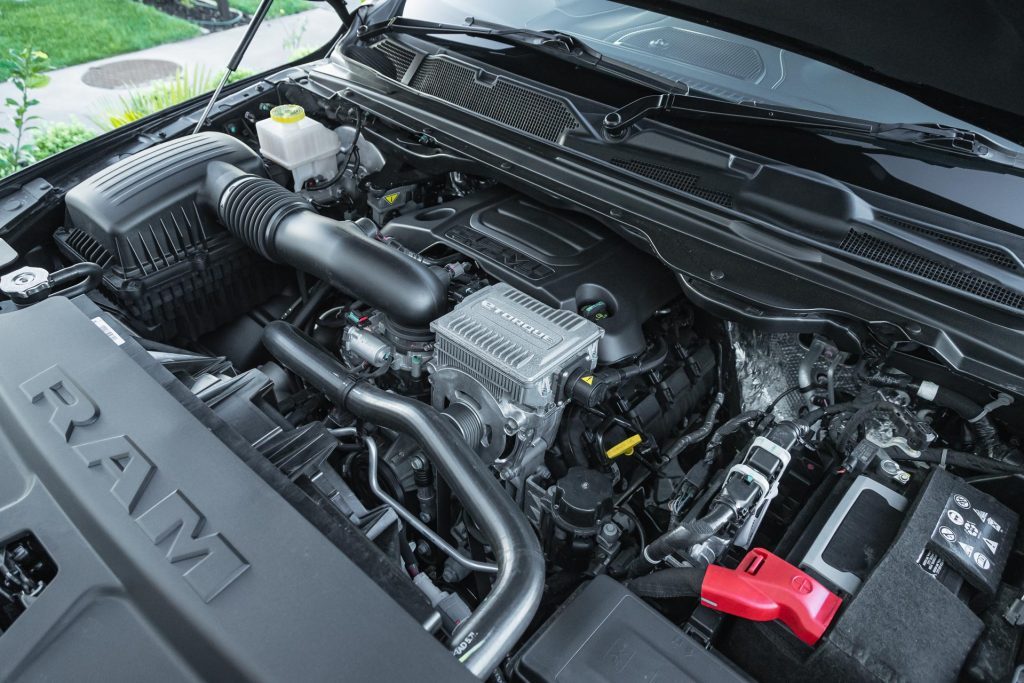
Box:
left=701, top=548, right=842, bottom=645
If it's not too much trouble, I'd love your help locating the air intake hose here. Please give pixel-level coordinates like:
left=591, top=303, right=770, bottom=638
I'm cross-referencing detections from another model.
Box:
left=204, top=161, right=447, bottom=328
left=261, top=321, right=544, bottom=679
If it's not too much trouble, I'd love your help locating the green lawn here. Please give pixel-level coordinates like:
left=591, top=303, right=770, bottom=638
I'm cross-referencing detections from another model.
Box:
left=0, top=0, right=200, bottom=75
left=229, top=0, right=312, bottom=15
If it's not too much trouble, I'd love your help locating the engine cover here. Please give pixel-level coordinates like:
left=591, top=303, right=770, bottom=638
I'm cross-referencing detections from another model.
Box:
left=429, top=283, right=602, bottom=479
left=0, top=296, right=472, bottom=682
left=381, top=190, right=677, bottom=362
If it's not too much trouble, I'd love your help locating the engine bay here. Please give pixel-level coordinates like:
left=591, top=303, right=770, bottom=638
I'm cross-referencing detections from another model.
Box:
left=1, top=85, right=1023, bottom=683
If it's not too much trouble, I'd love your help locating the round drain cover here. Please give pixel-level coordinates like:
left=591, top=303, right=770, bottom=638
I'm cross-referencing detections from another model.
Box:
left=82, top=59, right=181, bottom=89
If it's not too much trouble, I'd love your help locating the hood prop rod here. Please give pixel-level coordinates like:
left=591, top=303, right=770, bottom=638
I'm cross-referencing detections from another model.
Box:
left=193, top=0, right=276, bottom=134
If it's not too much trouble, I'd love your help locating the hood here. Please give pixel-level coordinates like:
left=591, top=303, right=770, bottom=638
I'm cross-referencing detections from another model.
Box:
left=618, top=0, right=1024, bottom=143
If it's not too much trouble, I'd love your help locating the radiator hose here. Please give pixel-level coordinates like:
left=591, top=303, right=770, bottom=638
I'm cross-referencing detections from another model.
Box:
left=204, top=161, right=447, bottom=328
left=261, top=321, right=544, bottom=679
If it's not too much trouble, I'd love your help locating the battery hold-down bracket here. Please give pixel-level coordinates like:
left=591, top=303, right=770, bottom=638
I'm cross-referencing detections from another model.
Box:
left=701, top=548, right=842, bottom=645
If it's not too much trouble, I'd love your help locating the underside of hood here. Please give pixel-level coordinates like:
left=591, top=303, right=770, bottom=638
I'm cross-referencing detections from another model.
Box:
left=623, top=0, right=1024, bottom=141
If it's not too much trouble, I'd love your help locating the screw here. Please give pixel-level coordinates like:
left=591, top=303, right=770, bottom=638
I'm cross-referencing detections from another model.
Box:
left=906, top=322, right=922, bottom=335
left=710, top=269, right=725, bottom=281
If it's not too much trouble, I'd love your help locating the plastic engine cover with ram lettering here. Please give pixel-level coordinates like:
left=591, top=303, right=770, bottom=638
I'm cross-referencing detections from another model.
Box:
left=431, top=283, right=603, bottom=408
left=0, top=296, right=473, bottom=682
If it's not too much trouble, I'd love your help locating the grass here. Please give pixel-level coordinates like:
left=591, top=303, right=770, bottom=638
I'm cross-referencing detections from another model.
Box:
left=228, top=0, right=311, bottom=15
left=92, top=65, right=255, bottom=131
left=0, top=0, right=201, bottom=76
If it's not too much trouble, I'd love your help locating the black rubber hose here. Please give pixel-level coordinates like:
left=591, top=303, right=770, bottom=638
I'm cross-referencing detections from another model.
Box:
left=633, top=420, right=805, bottom=577
left=627, top=567, right=707, bottom=599
left=704, top=409, right=763, bottom=459
left=799, top=400, right=896, bottom=429
left=288, top=280, right=331, bottom=332
left=664, top=391, right=725, bottom=459
left=205, top=162, right=447, bottom=328
left=616, top=338, right=670, bottom=382
left=49, top=262, right=103, bottom=298
left=261, top=321, right=543, bottom=679
left=927, top=386, right=1001, bottom=458
left=627, top=503, right=733, bottom=577
left=895, top=448, right=1024, bottom=475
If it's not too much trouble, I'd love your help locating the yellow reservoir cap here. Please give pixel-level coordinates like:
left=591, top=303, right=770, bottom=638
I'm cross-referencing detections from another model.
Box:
left=606, top=434, right=643, bottom=459
left=270, top=104, right=306, bottom=123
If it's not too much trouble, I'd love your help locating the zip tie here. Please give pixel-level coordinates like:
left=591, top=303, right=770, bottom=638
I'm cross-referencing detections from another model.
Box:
left=969, top=393, right=1013, bottom=423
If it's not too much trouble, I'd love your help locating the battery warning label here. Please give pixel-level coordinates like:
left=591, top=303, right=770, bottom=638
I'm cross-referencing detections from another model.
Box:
left=930, top=484, right=1017, bottom=594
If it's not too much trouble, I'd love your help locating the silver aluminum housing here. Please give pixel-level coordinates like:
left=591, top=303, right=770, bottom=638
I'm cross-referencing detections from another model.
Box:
left=429, top=283, right=603, bottom=482
left=430, top=283, right=603, bottom=411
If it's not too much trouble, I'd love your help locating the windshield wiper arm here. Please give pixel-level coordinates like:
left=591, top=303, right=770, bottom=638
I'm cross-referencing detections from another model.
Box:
left=360, top=18, right=1021, bottom=169
left=358, top=16, right=595, bottom=58
left=604, top=93, right=1023, bottom=169
left=603, top=92, right=874, bottom=136
left=355, top=16, right=678, bottom=91
left=871, top=123, right=1024, bottom=169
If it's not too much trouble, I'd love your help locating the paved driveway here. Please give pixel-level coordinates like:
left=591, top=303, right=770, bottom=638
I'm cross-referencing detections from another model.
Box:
left=0, top=7, right=342, bottom=142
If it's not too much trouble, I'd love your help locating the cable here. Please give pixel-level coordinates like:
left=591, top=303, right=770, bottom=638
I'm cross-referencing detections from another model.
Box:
left=307, top=108, right=364, bottom=191
left=765, top=385, right=801, bottom=415
left=617, top=505, right=647, bottom=549
left=664, top=392, right=725, bottom=459
left=967, top=473, right=1024, bottom=485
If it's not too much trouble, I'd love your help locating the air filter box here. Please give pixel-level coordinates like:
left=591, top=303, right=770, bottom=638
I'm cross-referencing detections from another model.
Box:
left=56, top=132, right=287, bottom=341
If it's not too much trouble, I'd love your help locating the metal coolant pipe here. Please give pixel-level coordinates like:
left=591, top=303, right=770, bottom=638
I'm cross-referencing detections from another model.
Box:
left=262, top=321, right=544, bottom=679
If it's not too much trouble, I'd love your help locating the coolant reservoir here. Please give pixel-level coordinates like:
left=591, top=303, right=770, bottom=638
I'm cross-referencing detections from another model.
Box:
left=256, top=104, right=340, bottom=191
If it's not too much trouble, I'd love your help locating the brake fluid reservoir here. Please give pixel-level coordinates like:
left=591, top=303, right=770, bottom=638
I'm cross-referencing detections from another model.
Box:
left=256, top=104, right=340, bottom=191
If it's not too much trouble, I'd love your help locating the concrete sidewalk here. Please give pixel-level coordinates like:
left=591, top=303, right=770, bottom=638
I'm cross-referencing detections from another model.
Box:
left=0, top=6, right=342, bottom=141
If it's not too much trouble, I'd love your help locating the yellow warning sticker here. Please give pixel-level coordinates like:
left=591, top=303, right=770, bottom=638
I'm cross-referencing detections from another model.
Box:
left=384, top=192, right=400, bottom=205
left=581, top=375, right=594, bottom=385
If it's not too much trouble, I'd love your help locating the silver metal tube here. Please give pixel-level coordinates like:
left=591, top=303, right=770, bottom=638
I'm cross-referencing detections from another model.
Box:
left=365, top=436, right=498, bottom=574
